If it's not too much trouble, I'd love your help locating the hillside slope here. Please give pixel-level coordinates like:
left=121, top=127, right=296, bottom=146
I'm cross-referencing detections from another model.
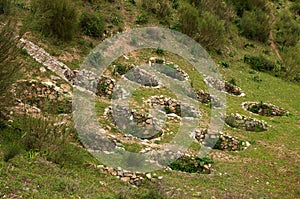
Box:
left=0, top=0, right=299, bottom=198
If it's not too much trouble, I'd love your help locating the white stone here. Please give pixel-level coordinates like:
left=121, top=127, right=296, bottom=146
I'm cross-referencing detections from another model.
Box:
left=39, top=67, right=46, bottom=73
left=146, top=173, right=152, bottom=179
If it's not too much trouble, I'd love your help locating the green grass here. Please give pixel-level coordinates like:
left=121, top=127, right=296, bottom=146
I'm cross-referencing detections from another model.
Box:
left=1, top=0, right=299, bottom=198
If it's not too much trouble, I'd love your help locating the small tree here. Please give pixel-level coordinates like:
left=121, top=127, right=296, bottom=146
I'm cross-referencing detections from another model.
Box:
left=275, top=12, right=300, bottom=47
left=195, top=11, right=226, bottom=49
left=179, top=3, right=199, bottom=37
left=31, top=0, right=78, bottom=41
left=239, top=9, right=270, bottom=43
left=0, top=0, right=11, bottom=15
left=80, top=11, right=105, bottom=38
left=0, top=21, right=21, bottom=120
left=226, top=0, right=267, bottom=17
left=200, top=0, right=235, bottom=22
left=281, top=46, right=300, bottom=82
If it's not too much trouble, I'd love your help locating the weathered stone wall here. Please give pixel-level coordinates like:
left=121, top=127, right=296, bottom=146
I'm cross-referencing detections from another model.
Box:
left=194, top=129, right=251, bottom=151
left=146, top=95, right=201, bottom=118
left=242, top=102, right=287, bottom=116
left=224, top=113, right=268, bottom=132
left=205, top=76, right=245, bottom=96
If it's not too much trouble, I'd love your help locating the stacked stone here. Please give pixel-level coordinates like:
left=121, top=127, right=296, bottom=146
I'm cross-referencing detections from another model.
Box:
left=96, top=75, right=116, bottom=97
left=145, top=150, right=212, bottom=174
left=242, top=102, right=287, bottom=116
left=104, top=106, right=159, bottom=127
left=146, top=95, right=201, bottom=118
left=205, top=76, right=245, bottom=96
left=16, top=80, right=71, bottom=108
left=95, top=165, right=144, bottom=186
left=20, top=38, right=74, bottom=83
left=224, top=113, right=268, bottom=132
left=194, top=129, right=251, bottom=151
left=194, top=89, right=223, bottom=107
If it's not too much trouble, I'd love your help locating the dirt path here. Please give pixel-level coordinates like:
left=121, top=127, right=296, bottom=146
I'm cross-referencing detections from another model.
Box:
left=268, top=4, right=283, bottom=63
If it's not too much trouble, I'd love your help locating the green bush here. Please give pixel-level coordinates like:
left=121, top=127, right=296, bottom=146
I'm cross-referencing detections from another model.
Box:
left=135, top=13, right=148, bottom=24
left=275, top=13, right=300, bottom=47
left=47, top=143, right=88, bottom=166
left=80, top=11, right=105, bottom=38
left=141, top=0, right=156, bottom=13
left=0, top=21, right=20, bottom=119
left=156, top=0, right=172, bottom=20
left=128, top=0, right=136, bottom=5
left=219, top=60, right=229, bottom=68
left=179, top=3, right=199, bottom=37
left=281, top=46, right=300, bottom=82
left=169, top=156, right=213, bottom=173
left=200, top=0, right=235, bottom=22
left=0, top=0, right=11, bottom=15
left=155, top=48, right=164, bottom=55
left=0, top=125, right=24, bottom=162
left=226, top=0, right=267, bottom=17
left=239, top=9, right=270, bottom=43
left=290, top=1, right=300, bottom=15
left=244, top=55, right=276, bottom=72
left=31, top=0, right=78, bottom=41
left=228, top=78, right=236, bottom=85
left=112, top=62, right=133, bottom=76
left=195, top=11, right=226, bottom=49
left=189, top=0, right=201, bottom=8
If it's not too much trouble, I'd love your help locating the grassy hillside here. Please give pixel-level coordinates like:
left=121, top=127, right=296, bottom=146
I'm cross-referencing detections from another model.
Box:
left=0, top=0, right=299, bottom=198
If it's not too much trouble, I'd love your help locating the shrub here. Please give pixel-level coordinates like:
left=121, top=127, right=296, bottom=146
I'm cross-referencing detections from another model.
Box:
left=31, top=0, right=78, bottom=41
left=172, top=0, right=179, bottom=9
left=244, top=55, right=276, bottom=72
left=226, top=0, right=267, bottom=17
left=0, top=0, right=11, bottom=15
left=169, top=156, right=213, bottom=173
left=155, top=48, right=164, bottom=55
left=135, top=13, right=148, bottom=24
left=228, top=78, right=236, bottom=85
left=179, top=3, right=199, bottom=37
left=47, top=143, right=88, bottom=166
left=128, top=0, right=136, bottom=5
left=156, top=0, right=172, bottom=19
left=290, top=1, right=300, bottom=15
left=189, top=0, right=201, bottom=8
left=200, top=0, right=235, bottom=22
left=141, top=0, right=155, bottom=13
left=239, top=9, right=270, bottom=43
left=0, top=125, right=23, bottom=162
left=195, top=11, right=226, bottom=49
left=275, top=13, right=300, bottom=47
left=281, top=46, right=300, bottom=82
left=112, top=62, right=133, bottom=75
left=0, top=21, right=20, bottom=119
left=80, top=11, right=105, bottom=38
left=219, top=60, right=229, bottom=68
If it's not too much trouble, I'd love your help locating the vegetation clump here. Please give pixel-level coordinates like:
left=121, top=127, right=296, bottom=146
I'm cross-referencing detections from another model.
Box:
left=80, top=11, right=105, bottom=38
left=169, top=156, right=213, bottom=174
left=244, top=55, right=276, bottom=72
left=31, top=0, right=79, bottom=41
left=239, top=9, right=270, bottom=43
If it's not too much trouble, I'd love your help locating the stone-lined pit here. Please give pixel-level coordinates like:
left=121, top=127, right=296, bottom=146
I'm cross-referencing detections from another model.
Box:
left=193, top=129, right=251, bottom=151
left=223, top=113, right=268, bottom=132
left=242, top=101, right=287, bottom=116
left=205, top=76, right=245, bottom=96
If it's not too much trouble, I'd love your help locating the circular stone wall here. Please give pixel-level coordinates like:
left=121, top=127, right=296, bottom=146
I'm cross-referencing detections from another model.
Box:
left=242, top=102, right=287, bottom=116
